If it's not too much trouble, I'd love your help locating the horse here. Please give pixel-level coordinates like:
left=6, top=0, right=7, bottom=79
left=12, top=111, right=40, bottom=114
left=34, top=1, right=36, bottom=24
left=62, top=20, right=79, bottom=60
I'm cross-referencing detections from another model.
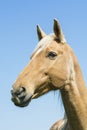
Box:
left=11, top=19, right=87, bottom=130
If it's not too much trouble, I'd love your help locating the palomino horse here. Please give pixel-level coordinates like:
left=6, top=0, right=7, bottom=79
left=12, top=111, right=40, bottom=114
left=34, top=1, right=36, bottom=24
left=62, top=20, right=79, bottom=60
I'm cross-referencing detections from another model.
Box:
left=11, top=19, right=87, bottom=130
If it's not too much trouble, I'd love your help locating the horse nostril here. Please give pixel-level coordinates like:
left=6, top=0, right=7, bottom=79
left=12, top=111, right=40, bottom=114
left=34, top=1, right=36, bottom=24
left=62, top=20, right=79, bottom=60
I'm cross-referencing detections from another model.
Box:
left=11, top=89, right=14, bottom=95
left=11, top=87, right=26, bottom=97
left=17, top=87, right=26, bottom=99
left=19, top=87, right=26, bottom=93
left=44, top=72, right=48, bottom=76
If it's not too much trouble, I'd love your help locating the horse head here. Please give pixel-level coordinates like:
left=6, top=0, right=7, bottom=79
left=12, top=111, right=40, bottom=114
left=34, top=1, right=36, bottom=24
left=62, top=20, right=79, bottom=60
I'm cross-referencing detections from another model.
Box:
left=11, top=19, right=74, bottom=107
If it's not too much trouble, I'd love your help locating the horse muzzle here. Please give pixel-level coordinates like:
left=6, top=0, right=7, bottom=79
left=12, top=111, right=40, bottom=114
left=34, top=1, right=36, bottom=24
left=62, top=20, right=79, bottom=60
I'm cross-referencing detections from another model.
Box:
left=11, top=87, right=32, bottom=107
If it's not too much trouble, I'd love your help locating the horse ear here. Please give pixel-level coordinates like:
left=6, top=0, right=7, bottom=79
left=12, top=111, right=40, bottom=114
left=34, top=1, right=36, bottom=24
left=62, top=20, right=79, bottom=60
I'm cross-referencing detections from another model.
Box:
left=37, top=25, right=46, bottom=41
left=53, top=19, right=66, bottom=43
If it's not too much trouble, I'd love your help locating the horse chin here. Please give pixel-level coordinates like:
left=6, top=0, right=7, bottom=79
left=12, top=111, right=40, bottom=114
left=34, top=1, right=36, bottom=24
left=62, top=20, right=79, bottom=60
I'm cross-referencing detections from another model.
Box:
left=14, top=99, right=30, bottom=107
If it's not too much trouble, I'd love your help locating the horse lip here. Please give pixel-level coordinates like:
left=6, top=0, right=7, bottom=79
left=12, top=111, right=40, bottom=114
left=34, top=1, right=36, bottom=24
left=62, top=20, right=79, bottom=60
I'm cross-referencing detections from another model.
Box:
left=11, top=94, right=32, bottom=107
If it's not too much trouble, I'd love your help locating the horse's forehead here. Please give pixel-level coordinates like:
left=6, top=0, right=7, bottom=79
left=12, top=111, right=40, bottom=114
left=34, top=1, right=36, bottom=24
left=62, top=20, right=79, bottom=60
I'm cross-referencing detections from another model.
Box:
left=32, top=35, right=54, bottom=57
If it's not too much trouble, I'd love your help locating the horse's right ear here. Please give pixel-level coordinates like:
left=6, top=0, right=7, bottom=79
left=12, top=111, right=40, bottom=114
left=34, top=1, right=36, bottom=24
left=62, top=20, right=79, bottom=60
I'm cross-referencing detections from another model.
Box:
left=53, top=19, right=66, bottom=43
left=37, top=25, right=46, bottom=41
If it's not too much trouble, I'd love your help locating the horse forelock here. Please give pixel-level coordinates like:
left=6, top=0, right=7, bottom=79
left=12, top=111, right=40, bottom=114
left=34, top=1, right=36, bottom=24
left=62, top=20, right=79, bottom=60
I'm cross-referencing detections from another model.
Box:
left=31, top=34, right=55, bottom=59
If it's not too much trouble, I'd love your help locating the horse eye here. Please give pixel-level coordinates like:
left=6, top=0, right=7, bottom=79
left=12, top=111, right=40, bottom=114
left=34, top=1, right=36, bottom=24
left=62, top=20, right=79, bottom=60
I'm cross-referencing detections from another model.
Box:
left=47, top=51, right=57, bottom=59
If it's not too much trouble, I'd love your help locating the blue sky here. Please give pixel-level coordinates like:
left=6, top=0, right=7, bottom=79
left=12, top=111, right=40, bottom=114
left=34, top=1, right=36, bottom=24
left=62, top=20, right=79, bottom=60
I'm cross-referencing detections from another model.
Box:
left=0, top=0, right=87, bottom=130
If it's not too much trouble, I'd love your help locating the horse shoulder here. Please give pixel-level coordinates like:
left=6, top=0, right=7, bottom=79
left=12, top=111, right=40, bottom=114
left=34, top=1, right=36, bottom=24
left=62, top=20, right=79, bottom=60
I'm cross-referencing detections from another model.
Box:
left=50, top=118, right=68, bottom=130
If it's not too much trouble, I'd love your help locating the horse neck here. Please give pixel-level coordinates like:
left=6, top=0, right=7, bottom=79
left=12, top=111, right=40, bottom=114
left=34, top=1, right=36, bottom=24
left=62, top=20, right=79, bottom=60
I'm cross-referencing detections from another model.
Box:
left=60, top=48, right=87, bottom=130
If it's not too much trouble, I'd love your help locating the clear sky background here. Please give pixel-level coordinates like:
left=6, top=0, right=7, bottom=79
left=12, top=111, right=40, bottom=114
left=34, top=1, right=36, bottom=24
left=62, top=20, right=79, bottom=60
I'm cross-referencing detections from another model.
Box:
left=0, top=0, right=87, bottom=130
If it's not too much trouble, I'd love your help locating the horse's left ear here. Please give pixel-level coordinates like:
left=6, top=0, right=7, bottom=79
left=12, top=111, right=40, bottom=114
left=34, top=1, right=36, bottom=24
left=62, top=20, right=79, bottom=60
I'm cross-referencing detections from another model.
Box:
left=37, top=25, right=46, bottom=41
left=53, top=19, right=66, bottom=43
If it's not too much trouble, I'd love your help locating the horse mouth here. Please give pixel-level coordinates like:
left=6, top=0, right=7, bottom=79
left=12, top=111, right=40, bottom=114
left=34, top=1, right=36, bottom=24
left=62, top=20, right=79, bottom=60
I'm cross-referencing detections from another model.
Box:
left=11, top=85, right=46, bottom=107
left=11, top=82, right=49, bottom=107
left=11, top=88, right=33, bottom=107
left=11, top=95, right=32, bottom=107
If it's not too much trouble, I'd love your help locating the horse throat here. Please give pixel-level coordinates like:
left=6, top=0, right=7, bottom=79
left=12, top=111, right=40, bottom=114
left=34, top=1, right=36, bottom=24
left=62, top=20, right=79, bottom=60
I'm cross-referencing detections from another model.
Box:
left=60, top=52, right=87, bottom=130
